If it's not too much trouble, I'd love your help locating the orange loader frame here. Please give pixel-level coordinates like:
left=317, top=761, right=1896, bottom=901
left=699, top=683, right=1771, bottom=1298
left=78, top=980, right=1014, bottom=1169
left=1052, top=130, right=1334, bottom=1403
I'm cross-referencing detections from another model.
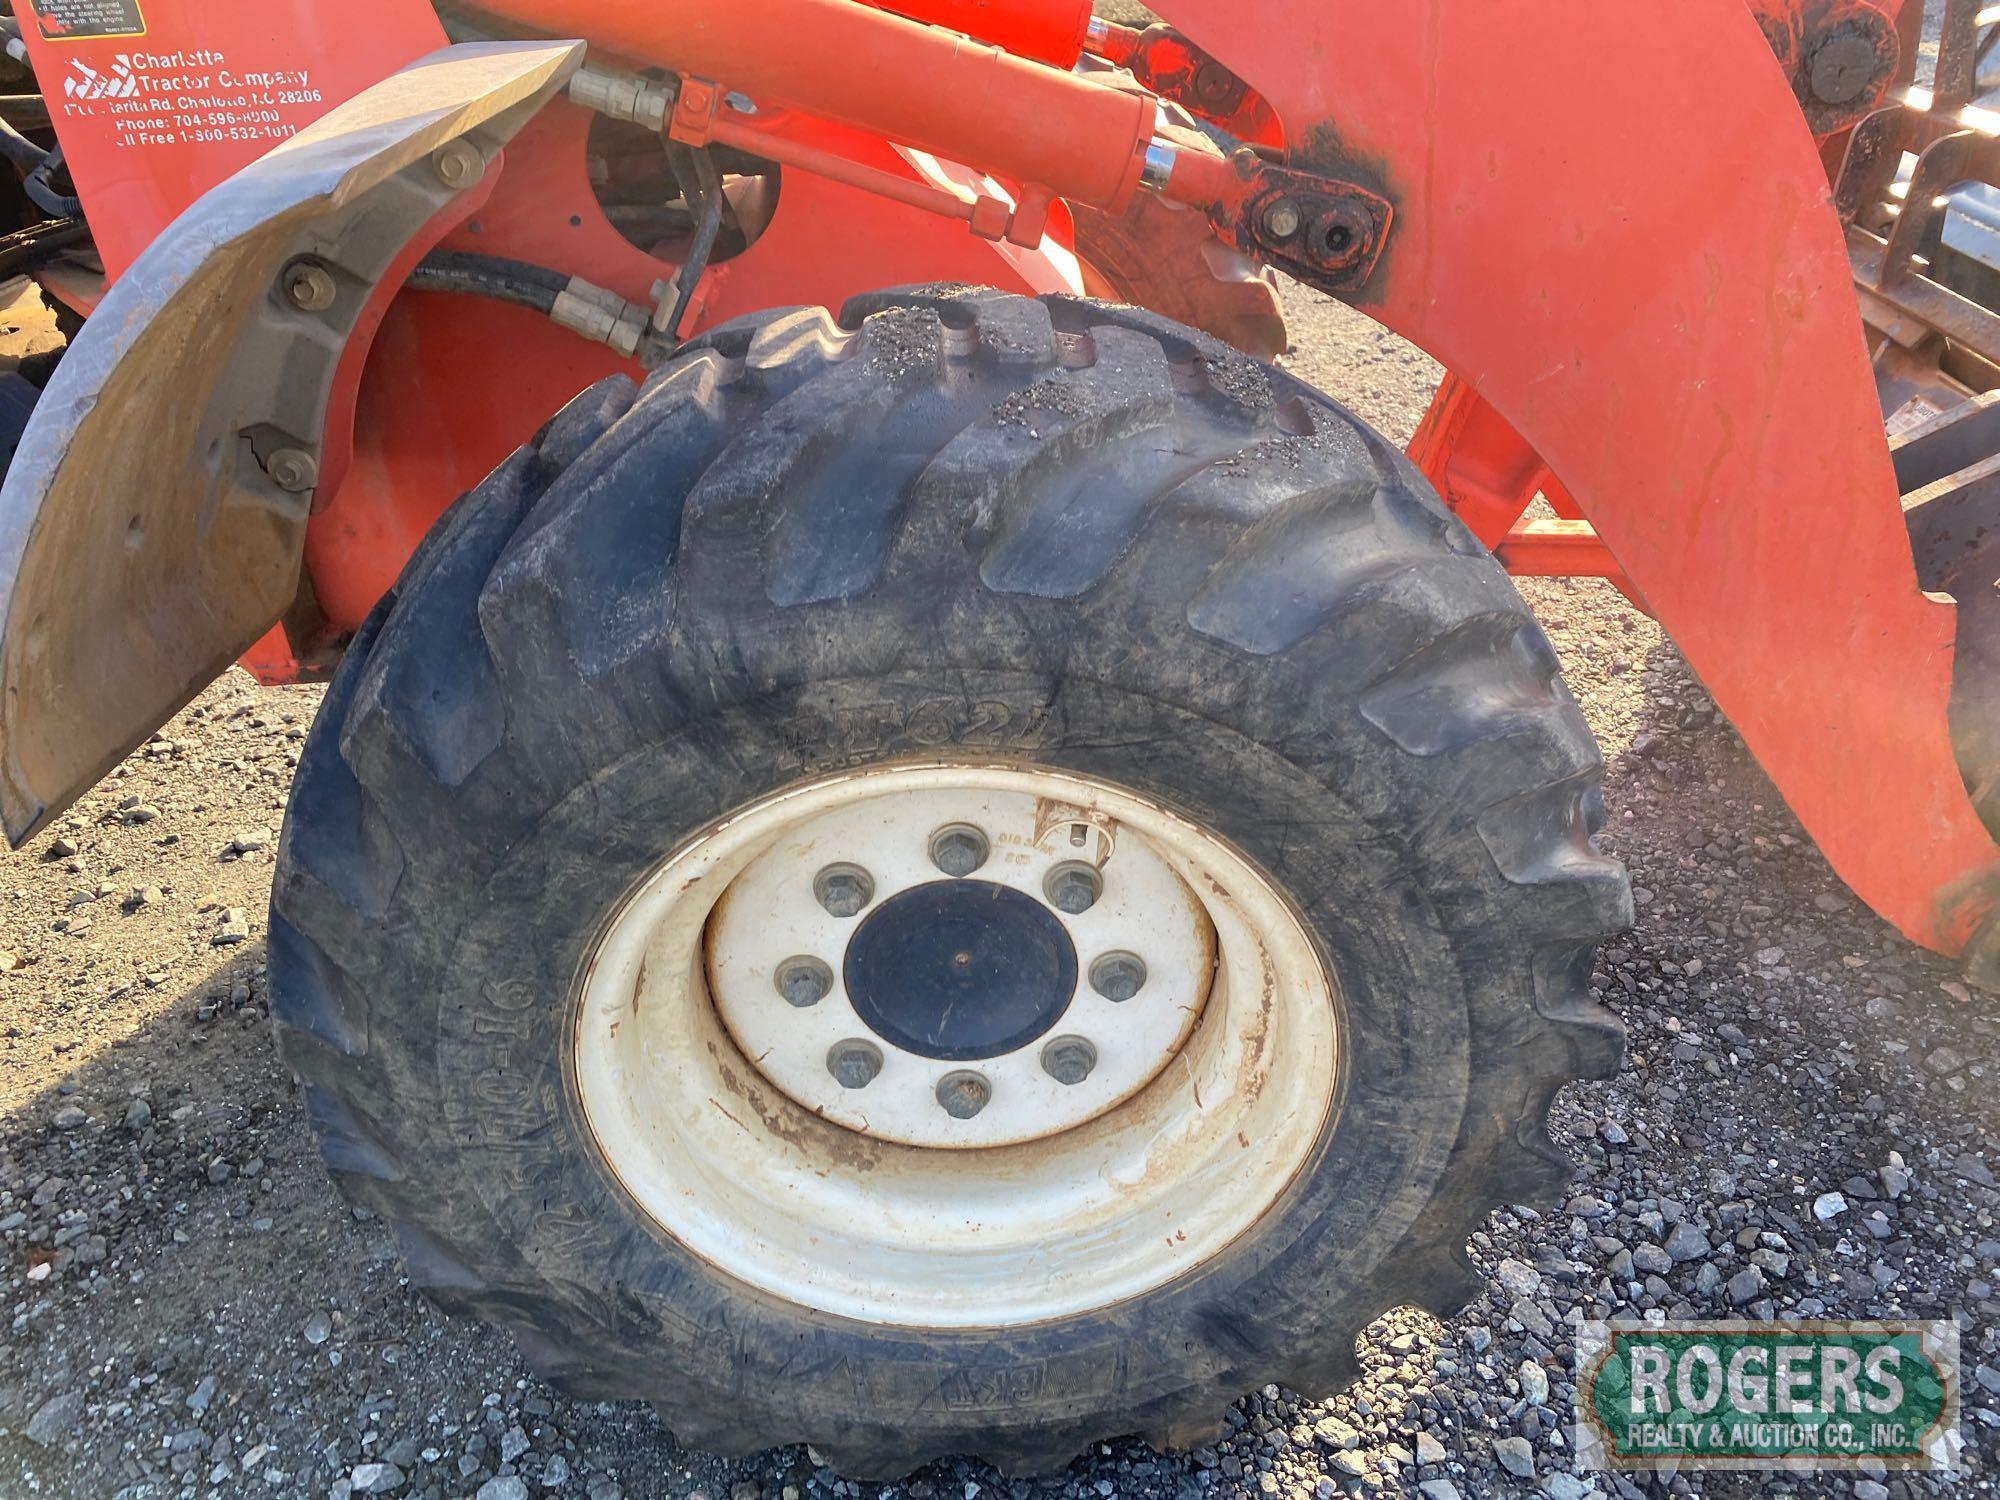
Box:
left=11, top=0, right=2000, bottom=970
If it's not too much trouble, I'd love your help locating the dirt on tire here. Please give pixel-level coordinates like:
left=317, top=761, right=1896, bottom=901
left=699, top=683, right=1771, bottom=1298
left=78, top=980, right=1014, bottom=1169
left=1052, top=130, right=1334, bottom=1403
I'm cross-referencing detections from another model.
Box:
left=0, top=279, right=1988, bottom=1500
left=269, top=286, right=1626, bottom=1477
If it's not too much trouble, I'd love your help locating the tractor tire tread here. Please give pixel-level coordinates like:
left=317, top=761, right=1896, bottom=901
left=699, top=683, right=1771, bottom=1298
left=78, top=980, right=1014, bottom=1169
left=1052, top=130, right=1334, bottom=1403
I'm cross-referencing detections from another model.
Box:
left=269, top=286, right=1627, bottom=1479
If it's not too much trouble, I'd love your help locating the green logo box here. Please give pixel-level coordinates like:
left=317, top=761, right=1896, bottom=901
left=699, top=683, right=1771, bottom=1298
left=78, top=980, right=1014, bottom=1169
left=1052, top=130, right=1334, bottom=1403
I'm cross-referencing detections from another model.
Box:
left=1576, top=1321, right=1960, bottom=1473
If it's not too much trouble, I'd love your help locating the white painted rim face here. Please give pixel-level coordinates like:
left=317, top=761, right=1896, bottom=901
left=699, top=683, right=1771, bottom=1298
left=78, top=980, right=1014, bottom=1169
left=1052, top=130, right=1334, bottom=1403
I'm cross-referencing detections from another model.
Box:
left=571, top=761, right=1341, bottom=1329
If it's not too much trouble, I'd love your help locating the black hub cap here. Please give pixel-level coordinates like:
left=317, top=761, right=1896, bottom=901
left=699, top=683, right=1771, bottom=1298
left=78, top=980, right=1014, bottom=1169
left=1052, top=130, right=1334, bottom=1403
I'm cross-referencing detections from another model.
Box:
left=843, top=880, right=1078, bottom=1061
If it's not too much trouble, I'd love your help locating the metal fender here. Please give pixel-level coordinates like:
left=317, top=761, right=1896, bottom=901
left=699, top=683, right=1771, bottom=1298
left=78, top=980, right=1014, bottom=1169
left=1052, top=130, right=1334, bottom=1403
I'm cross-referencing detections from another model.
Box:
left=0, top=41, right=584, bottom=846
left=1153, top=0, right=2000, bottom=955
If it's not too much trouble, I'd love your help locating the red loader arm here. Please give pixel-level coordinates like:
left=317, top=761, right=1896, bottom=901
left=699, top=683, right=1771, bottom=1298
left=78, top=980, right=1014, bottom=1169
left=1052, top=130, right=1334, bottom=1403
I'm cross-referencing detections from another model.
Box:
left=1147, top=0, right=2000, bottom=960
left=3, top=0, right=1996, bottom=968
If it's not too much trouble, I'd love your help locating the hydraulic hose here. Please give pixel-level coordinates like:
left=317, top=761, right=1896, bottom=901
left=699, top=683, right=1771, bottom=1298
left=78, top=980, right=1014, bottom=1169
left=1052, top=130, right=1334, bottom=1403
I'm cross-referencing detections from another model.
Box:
left=0, top=111, right=82, bottom=220
left=21, top=145, right=79, bottom=219
left=408, top=251, right=669, bottom=364
left=0, top=111, right=42, bottom=177
left=407, top=250, right=566, bottom=314
left=0, top=96, right=49, bottom=131
left=0, top=214, right=82, bottom=277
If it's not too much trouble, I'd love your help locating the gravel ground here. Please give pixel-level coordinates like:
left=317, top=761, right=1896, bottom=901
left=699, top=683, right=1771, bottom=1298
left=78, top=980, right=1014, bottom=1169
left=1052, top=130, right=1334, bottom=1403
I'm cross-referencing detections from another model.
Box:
left=0, top=262, right=1992, bottom=1500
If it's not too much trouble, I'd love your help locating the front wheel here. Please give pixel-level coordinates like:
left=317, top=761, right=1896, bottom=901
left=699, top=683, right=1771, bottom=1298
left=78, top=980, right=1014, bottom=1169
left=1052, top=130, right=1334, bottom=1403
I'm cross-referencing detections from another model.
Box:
left=268, top=286, right=1629, bottom=1477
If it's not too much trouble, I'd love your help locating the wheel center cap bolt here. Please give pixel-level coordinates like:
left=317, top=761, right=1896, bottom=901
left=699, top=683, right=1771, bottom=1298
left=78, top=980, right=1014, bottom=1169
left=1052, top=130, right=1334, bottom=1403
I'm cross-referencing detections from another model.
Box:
left=775, top=956, right=833, bottom=1008
left=936, top=1071, right=992, bottom=1119
left=1089, top=952, right=1147, bottom=1002
left=827, top=1040, right=883, bottom=1090
left=814, top=863, right=875, bottom=918
left=1041, top=1036, right=1098, bottom=1086
left=929, top=823, right=991, bottom=877
left=1044, top=862, right=1103, bottom=915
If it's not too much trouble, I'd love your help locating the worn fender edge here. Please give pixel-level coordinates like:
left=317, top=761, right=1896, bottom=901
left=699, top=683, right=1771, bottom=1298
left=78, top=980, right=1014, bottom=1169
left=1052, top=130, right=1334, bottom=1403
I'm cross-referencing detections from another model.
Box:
left=0, top=39, right=584, bottom=847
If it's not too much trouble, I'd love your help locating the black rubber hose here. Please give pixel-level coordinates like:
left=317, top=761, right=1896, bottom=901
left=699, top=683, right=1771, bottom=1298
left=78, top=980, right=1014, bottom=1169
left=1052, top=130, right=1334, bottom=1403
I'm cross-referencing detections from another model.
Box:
left=407, top=250, right=567, bottom=314
left=0, top=215, right=82, bottom=277
left=655, top=143, right=722, bottom=346
left=0, top=110, right=44, bottom=176
left=0, top=96, right=48, bottom=130
left=0, top=115, right=81, bottom=220
left=22, top=146, right=78, bottom=218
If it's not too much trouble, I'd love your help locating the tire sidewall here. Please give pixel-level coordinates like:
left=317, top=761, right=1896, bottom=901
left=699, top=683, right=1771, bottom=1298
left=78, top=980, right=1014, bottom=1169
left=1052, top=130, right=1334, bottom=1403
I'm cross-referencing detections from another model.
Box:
left=418, top=664, right=1475, bottom=1436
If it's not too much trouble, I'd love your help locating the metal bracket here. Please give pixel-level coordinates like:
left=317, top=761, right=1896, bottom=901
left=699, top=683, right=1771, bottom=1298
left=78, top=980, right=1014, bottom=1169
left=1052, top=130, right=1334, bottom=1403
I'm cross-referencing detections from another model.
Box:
left=1238, top=163, right=1394, bottom=293
left=567, top=61, right=677, bottom=129
left=0, top=40, right=585, bottom=845
left=1150, top=144, right=1393, bottom=296
left=1084, top=21, right=1284, bottom=149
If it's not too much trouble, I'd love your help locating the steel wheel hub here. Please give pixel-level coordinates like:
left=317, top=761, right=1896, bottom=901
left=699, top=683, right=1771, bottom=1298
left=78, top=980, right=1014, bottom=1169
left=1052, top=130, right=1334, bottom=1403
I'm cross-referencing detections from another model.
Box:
left=571, top=762, right=1339, bottom=1327
left=705, top=786, right=1217, bottom=1149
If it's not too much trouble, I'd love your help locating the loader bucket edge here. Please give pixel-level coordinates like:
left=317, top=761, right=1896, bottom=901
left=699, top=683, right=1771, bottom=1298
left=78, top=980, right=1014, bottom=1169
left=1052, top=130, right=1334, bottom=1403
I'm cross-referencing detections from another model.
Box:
left=0, top=40, right=585, bottom=848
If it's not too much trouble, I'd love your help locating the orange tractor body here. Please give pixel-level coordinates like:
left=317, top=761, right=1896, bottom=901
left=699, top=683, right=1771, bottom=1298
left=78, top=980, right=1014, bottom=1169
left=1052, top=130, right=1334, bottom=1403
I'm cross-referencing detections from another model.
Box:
left=7, top=0, right=2000, bottom=1469
left=8, top=0, right=1990, bottom=973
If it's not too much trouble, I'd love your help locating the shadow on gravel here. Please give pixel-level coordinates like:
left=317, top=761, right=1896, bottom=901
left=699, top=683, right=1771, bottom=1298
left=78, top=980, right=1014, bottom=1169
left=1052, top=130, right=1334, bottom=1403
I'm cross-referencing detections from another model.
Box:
left=0, top=936, right=1460, bottom=1500
left=0, top=938, right=749, bottom=1500
left=0, top=631, right=1991, bottom=1500
left=1568, top=630, right=2000, bottom=1493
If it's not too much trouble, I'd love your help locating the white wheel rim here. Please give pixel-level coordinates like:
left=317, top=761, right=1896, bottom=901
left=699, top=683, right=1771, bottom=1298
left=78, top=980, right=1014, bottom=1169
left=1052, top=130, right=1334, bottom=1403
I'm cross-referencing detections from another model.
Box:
left=571, top=761, right=1341, bottom=1329
left=706, top=785, right=1218, bottom=1149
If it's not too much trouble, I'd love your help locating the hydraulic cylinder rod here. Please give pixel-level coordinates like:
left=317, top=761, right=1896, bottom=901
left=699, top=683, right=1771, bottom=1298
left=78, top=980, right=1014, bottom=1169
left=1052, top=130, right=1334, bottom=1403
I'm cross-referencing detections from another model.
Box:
left=476, top=0, right=1156, bottom=211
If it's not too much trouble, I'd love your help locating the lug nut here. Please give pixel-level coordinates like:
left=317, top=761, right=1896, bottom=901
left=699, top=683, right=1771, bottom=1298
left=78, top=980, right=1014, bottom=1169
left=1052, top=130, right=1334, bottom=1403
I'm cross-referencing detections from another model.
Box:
left=929, top=823, right=990, bottom=877
left=281, top=258, right=338, bottom=313
left=1041, top=1036, right=1098, bottom=1086
left=935, top=1070, right=991, bottom=1119
left=1089, top=952, right=1148, bottom=1003
left=1263, top=198, right=1304, bottom=240
left=814, top=862, right=875, bottom=918
left=432, top=140, right=486, bottom=190
left=826, top=1040, right=883, bottom=1090
left=1044, top=861, right=1103, bottom=915
left=774, top=956, right=833, bottom=1008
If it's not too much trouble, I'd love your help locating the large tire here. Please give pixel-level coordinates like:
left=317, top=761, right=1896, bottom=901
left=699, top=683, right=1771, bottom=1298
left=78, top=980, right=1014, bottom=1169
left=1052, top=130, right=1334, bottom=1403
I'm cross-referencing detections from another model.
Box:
left=269, top=286, right=1629, bottom=1478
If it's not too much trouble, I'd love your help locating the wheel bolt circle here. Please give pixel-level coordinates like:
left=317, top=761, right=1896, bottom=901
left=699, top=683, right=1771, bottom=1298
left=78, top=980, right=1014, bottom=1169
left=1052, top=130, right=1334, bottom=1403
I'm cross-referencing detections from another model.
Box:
left=929, top=822, right=991, bottom=877
left=774, top=955, right=833, bottom=1008
left=1041, top=1036, right=1098, bottom=1086
left=814, top=862, right=875, bottom=918
left=1089, top=951, right=1147, bottom=1002
left=935, top=1070, right=992, bottom=1119
left=1044, top=861, right=1103, bottom=915
left=826, top=1040, right=883, bottom=1090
